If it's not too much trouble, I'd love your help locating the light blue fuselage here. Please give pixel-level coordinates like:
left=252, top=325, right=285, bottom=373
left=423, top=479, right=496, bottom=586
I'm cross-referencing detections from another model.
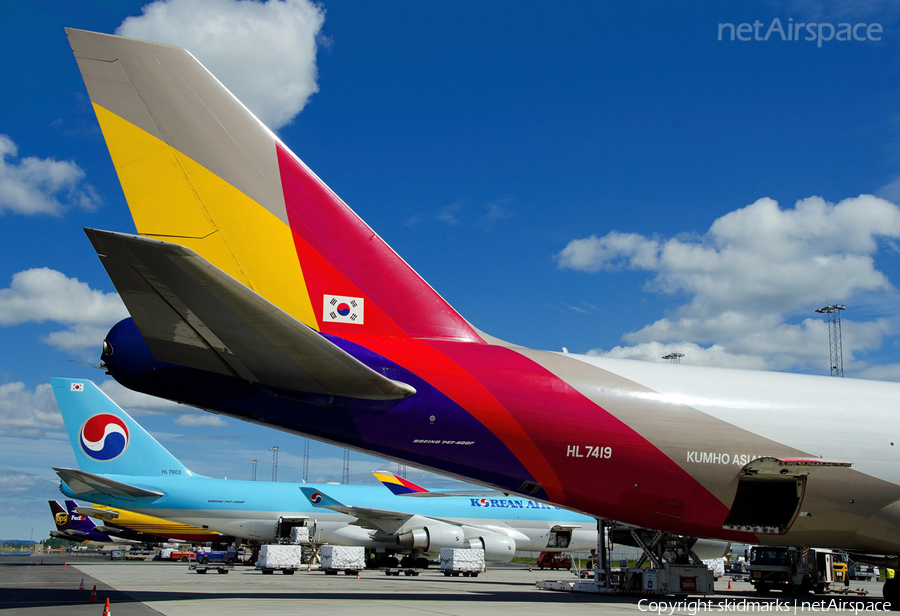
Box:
left=60, top=474, right=597, bottom=552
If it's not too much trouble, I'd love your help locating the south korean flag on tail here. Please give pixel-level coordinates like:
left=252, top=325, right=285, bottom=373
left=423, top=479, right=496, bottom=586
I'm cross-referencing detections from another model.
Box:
left=323, top=295, right=364, bottom=324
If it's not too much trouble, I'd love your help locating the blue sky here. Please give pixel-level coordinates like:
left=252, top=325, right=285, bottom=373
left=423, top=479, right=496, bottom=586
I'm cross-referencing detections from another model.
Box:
left=3, top=0, right=900, bottom=541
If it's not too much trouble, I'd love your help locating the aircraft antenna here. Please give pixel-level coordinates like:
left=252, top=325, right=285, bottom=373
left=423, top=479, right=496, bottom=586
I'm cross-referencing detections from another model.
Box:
left=249, top=459, right=257, bottom=481
left=269, top=446, right=279, bottom=481
left=342, top=449, right=350, bottom=484
left=815, top=304, right=847, bottom=377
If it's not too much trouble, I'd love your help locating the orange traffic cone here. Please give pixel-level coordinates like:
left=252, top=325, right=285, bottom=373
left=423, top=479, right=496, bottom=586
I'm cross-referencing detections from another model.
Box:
left=64, top=561, right=67, bottom=567
left=101, top=597, right=111, bottom=615
left=356, top=572, right=360, bottom=579
left=88, top=585, right=98, bottom=602
left=78, top=578, right=85, bottom=590
left=728, top=579, right=732, bottom=590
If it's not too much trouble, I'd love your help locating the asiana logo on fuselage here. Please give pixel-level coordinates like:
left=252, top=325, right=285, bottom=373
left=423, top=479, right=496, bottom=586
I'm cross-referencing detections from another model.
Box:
left=470, top=498, right=556, bottom=509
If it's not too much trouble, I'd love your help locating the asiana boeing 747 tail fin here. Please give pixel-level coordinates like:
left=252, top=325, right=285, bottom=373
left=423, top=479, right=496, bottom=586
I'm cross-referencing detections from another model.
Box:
left=68, top=28, right=900, bottom=578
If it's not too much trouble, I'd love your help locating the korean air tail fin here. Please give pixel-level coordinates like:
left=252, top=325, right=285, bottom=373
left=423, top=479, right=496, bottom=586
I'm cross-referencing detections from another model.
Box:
left=67, top=28, right=485, bottom=345
left=373, top=471, right=430, bottom=496
left=51, top=378, right=190, bottom=478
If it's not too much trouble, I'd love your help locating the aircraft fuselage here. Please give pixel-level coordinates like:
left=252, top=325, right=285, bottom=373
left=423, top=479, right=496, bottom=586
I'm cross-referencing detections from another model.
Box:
left=103, top=317, right=900, bottom=554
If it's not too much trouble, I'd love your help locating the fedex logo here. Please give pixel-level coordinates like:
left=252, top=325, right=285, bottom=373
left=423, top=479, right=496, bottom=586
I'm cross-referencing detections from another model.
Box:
left=470, top=498, right=555, bottom=510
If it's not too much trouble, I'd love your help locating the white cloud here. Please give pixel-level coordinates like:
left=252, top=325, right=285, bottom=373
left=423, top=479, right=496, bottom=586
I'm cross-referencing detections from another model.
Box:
left=593, top=341, right=770, bottom=370
left=0, top=469, right=46, bottom=493
left=0, top=268, right=126, bottom=327
left=558, top=195, right=900, bottom=373
left=0, top=135, right=100, bottom=216
left=42, top=325, right=117, bottom=354
left=99, top=379, right=185, bottom=416
left=854, top=363, right=900, bottom=381
left=117, top=0, right=326, bottom=130
left=0, top=382, right=62, bottom=438
left=877, top=175, right=900, bottom=205
left=0, top=268, right=127, bottom=354
left=173, top=411, right=230, bottom=427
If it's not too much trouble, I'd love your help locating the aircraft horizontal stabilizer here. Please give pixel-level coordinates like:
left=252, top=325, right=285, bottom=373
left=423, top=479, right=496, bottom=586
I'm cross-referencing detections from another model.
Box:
left=54, top=467, right=164, bottom=500
left=50, top=531, right=81, bottom=541
left=85, top=228, right=416, bottom=401
left=75, top=507, right=119, bottom=521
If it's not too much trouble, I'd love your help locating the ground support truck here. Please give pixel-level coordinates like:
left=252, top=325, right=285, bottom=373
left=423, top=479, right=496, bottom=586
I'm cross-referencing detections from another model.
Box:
left=749, top=547, right=850, bottom=594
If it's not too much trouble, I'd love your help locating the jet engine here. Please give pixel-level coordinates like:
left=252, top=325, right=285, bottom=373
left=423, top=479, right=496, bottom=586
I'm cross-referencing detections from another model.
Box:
left=465, top=534, right=516, bottom=561
left=397, top=523, right=464, bottom=553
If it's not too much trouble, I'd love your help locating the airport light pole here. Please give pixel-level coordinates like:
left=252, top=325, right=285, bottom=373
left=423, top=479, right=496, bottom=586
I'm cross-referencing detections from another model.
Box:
left=302, top=438, right=309, bottom=483
left=249, top=459, right=257, bottom=481
left=815, top=304, right=847, bottom=377
left=269, top=446, right=279, bottom=481
left=342, top=449, right=350, bottom=484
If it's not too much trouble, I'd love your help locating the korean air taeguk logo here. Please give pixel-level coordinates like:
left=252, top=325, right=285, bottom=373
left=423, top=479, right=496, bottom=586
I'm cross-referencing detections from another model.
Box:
left=309, top=492, right=323, bottom=504
left=79, top=414, right=129, bottom=461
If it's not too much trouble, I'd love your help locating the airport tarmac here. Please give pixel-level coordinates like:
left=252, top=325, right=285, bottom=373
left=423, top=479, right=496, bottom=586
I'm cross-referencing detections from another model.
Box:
left=0, top=553, right=891, bottom=616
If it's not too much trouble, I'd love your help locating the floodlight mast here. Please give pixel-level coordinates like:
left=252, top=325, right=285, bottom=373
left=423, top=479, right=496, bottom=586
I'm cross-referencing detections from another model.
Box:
left=662, top=352, right=685, bottom=364
left=815, top=304, right=847, bottom=377
left=302, top=438, right=309, bottom=483
left=269, top=446, right=279, bottom=481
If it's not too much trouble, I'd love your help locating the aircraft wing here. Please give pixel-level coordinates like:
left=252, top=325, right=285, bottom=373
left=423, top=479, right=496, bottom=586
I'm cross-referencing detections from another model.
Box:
left=54, top=468, right=164, bottom=500
left=85, top=228, right=416, bottom=401
left=300, top=486, right=515, bottom=538
left=300, top=487, right=409, bottom=524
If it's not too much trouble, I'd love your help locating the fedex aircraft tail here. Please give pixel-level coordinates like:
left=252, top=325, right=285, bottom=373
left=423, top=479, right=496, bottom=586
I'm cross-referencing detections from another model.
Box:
left=62, top=500, right=100, bottom=533
left=67, top=28, right=483, bottom=345
left=51, top=378, right=190, bottom=478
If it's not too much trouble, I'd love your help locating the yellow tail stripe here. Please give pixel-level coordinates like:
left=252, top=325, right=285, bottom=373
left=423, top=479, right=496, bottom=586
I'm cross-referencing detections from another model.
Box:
left=92, top=102, right=318, bottom=330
